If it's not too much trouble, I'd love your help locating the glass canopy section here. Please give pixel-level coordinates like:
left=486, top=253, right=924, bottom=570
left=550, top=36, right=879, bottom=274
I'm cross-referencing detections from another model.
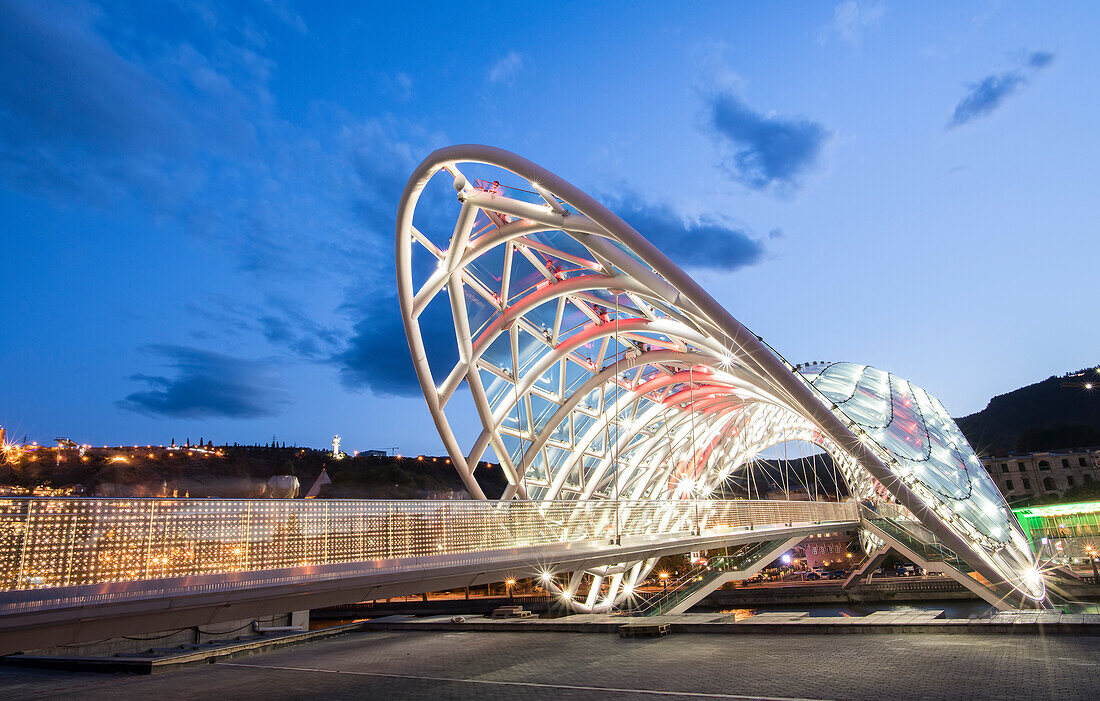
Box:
left=801, top=363, right=1039, bottom=599
left=395, top=145, right=1044, bottom=609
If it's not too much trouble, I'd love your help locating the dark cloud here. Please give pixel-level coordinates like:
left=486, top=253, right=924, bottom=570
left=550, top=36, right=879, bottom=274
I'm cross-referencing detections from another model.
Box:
left=704, top=90, right=832, bottom=194
left=0, top=1, right=278, bottom=209
left=1027, top=50, right=1055, bottom=69
left=334, top=289, right=457, bottom=397
left=946, top=73, right=1025, bottom=129
left=608, top=194, right=766, bottom=271
left=117, top=345, right=288, bottom=418
left=259, top=313, right=338, bottom=359
left=331, top=191, right=770, bottom=395
left=947, top=51, right=1055, bottom=129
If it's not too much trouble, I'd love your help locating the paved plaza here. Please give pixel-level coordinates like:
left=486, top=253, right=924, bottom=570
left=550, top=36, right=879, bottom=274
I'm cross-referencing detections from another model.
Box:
left=1, top=629, right=1097, bottom=700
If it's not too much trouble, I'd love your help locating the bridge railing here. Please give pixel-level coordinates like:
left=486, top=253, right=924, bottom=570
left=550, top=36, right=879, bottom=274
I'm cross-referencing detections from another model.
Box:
left=0, top=497, right=857, bottom=592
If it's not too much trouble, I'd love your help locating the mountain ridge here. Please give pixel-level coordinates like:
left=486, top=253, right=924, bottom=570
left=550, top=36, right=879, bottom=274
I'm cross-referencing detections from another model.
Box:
left=955, top=366, right=1100, bottom=454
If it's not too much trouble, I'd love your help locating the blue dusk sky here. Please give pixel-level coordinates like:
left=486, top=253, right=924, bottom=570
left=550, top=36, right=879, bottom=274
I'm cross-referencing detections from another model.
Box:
left=1, top=1, right=1096, bottom=453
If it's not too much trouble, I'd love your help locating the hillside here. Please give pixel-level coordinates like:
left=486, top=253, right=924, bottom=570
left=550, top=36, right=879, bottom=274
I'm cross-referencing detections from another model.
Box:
left=955, top=366, right=1100, bottom=454
left=0, top=444, right=510, bottom=500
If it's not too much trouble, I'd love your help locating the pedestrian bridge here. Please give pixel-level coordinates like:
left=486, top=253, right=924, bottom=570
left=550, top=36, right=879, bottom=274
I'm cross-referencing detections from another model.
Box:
left=0, top=496, right=857, bottom=653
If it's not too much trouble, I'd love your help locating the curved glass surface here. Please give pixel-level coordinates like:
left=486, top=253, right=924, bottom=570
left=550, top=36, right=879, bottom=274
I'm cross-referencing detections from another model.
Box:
left=802, top=362, right=1039, bottom=596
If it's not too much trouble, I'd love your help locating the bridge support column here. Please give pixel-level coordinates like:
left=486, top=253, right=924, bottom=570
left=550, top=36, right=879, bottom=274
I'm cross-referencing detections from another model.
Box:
left=860, top=520, right=1032, bottom=610
left=842, top=547, right=891, bottom=590
left=290, top=610, right=310, bottom=630
left=660, top=536, right=804, bottom=615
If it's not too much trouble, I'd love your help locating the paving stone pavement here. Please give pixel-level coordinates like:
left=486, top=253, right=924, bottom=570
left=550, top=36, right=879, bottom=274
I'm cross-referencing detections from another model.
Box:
left=1, top=630, right=1098, bottom=700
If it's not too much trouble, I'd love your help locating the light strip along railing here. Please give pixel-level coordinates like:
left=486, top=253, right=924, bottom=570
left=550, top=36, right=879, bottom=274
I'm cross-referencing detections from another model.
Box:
left=0, top=498, right=856, bottom=592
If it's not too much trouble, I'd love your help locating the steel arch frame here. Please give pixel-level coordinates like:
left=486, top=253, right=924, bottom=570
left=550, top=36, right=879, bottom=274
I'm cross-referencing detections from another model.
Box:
left=396, top=144, right=1044, bottom=611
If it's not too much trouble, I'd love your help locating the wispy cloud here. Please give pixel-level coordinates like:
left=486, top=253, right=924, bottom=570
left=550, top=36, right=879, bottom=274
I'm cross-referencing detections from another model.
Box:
left=703, top=89, right=833, bottom=195
left=0, top=0, right=310, bottom=248
left=818, top=1, right=884, bottom=46
left=947, top=50, right=1055, bottom=129
left=487, top=51, right=524, bottom=84
left=192, top=295, right=344, bottom=360
left=386, top=71, right=413, bottom=101
left=117, top=345, right=288, bottom=418
left=260, top=0, right=308, bottom=33
left=0, top=2, right=182, bottom=163
left=0, top=1, right=450, bottom=404
left=0, top=1, right=771, bottom=406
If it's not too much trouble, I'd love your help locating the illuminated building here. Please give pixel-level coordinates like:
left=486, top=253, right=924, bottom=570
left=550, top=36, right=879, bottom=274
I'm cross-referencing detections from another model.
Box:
left=1013, top=500, right=1100, bottom=565
left=396, top=145, right=1045, bottom=610
left=798, top=530, right=855, bottom=570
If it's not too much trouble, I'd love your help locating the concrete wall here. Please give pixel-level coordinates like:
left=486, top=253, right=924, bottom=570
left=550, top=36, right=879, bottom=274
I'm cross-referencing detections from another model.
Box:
left=24, top=611, right=308, bottom=658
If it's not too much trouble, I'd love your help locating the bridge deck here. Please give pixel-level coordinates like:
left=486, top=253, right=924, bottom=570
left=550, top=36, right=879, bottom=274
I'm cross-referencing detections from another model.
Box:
left=0, top=497, right=857, bottom=653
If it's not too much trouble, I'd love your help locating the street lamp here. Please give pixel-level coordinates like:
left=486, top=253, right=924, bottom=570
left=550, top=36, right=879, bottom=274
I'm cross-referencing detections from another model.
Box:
left=506, top=578, right=516, bottom=601
left=659, top=571, right=669, bottom=596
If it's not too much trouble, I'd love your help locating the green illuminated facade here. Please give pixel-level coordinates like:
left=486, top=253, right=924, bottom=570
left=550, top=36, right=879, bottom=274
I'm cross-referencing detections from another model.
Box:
left=1013, top=501, right=1100, bottom=563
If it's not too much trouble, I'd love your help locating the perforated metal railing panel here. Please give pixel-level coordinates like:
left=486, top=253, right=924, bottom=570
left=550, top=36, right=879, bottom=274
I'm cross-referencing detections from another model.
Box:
left=0, top=497, right=857, bottom=591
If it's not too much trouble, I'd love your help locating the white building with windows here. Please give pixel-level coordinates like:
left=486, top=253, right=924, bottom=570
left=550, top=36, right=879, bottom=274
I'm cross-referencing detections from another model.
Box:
left=983, top=449, right=1100, bottom=502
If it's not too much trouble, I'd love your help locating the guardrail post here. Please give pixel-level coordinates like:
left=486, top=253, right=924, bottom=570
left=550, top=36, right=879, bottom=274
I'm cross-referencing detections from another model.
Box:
left=243, top=502, right=252, bottom=571
left=63, top=508, right=77, bottom=587
left=143, top=501, right=155, bottom=580
left=386, top=503, right=393, bottom=559
left=15, top=500, right=33, bottom=590
left=323, top=501, right=330, bottom=565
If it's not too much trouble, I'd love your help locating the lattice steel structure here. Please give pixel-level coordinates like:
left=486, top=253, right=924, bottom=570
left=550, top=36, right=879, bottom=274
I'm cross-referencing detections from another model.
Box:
left=397, top=145, right=1045, bottom=610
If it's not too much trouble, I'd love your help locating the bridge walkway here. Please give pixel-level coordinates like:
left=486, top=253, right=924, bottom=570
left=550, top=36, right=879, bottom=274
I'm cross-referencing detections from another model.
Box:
left=0, top=497, right=857, bottom=653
